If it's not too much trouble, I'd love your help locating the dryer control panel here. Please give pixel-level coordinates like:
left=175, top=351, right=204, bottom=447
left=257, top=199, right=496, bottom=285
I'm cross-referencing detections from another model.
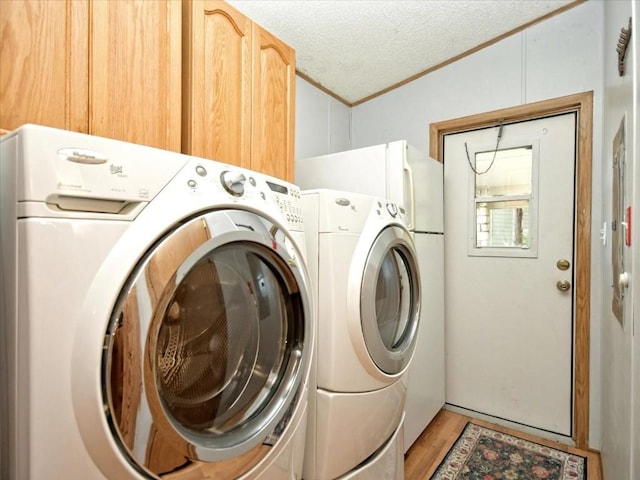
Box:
left=309, top=189, right=409, bottom=234
left=374, top=199, right=410, bottom=229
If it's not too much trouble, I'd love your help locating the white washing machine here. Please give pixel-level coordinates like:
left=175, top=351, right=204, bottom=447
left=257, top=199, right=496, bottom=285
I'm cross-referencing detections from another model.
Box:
left=0, top=125, right=315, bottom=480
left=300, top=189, right=421, bottom=480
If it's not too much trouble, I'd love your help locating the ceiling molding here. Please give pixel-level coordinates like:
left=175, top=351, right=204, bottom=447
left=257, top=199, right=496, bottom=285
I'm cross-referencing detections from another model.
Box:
left=350, top=0, right=585, bottom=106
left=255, top=0, right=587, bottom=106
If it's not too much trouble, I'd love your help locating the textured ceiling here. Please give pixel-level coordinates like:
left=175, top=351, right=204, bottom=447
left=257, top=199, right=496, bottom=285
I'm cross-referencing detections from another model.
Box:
left=227, top=0, right=578, bottom=105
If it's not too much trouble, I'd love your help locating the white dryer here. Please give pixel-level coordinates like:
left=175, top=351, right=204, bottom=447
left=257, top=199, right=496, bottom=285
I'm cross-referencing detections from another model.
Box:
left=0, top=125, right=314, bottom=480
left=300, top=189, right=421, bottom=480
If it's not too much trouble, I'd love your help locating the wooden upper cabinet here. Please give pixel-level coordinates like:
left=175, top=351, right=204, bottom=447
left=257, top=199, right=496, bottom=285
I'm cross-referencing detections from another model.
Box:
left=182, top=0, right=252, bottom=169
left=0, top=0, right=89, bottom=133
left=183, top=1, right=295, bottom=181
left=0, top=0, right=181, bottom=152
left=251, top=24, right=295, bottom=183
left=2, top=0, right=294, bottom=172
left=90, top=1, right=182, bottom=152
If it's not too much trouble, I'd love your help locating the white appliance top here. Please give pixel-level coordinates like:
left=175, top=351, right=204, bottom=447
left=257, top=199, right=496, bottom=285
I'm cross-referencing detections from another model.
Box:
left=6, top=124, right=188, bottom=205
left=1, top=124, right=304, bottom=232
left=296, top=140, right=443, bottom=233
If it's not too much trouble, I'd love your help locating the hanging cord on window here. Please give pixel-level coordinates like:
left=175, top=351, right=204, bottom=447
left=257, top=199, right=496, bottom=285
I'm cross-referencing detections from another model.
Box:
left=465, top=121, right=504, bottom=175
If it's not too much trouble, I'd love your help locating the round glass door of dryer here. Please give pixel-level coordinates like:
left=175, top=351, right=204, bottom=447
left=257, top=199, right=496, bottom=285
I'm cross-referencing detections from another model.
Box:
left=102, top=209, right=311, bottom=479
left=360, top=225, right=421, bottom=375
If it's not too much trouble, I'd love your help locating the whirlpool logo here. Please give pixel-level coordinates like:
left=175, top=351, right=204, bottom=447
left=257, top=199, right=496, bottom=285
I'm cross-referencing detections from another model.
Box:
left=57, top=147, right=108, bottom=165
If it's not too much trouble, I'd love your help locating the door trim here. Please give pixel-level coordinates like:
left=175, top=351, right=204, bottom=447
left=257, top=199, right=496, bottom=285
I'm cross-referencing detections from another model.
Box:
left=429, top=91, right=593, bottom=449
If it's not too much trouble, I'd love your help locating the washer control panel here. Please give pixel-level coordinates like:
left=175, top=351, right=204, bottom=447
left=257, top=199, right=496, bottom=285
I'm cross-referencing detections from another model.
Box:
left=220, top=170, right=247, bottom=196
left=268, top=180, right=304, bottom=231
left=184, top=160, right=304, bottom=231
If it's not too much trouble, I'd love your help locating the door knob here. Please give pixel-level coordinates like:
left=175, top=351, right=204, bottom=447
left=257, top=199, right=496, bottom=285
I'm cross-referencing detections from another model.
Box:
left=618, top=272, right=629, bottom=289
left=556, top=280, right=571, bottom=292
left=556, top=259, right=570, bottom=270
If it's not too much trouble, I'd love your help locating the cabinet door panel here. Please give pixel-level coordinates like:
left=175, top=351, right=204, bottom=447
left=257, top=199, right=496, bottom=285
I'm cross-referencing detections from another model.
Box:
left=90, top=0, right=181, bottom=151
left=0, top=0, right=88, bottom=132
left=251, top=25, right=295, bottom=182
left=184, top=1, right=252, bottom=168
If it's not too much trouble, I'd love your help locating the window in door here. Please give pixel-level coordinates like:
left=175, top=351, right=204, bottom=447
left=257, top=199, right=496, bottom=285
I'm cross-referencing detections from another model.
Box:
left=468, top=144, right=539, bottom=257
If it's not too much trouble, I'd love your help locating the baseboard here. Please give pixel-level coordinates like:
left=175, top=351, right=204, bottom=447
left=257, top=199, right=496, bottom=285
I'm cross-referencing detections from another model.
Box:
left=443, top=403, right=576, bottom=447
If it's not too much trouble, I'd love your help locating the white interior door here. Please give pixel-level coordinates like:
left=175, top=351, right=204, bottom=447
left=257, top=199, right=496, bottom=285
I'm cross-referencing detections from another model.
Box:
left=443, top=113, right=576, bottom=437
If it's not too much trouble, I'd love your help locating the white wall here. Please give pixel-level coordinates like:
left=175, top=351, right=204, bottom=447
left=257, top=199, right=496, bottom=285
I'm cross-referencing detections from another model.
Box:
left=349, top=0, right=605, bottom=448
left=601, top=1, right=638, bottom=479
left=294, top=76, right=351, bottom=160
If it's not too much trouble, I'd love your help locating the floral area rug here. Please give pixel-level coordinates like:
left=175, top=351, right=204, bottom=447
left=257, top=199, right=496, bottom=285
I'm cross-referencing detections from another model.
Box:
left=430, top=422, right=586, bottom=480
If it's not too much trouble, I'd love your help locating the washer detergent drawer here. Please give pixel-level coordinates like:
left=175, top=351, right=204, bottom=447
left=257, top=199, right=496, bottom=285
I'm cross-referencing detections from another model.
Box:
left=313, top=381, right=405, bottom=480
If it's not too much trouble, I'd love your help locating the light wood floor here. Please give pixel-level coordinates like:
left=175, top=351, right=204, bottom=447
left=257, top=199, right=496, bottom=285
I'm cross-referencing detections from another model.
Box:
left=405, top=409, right=602, bottom=480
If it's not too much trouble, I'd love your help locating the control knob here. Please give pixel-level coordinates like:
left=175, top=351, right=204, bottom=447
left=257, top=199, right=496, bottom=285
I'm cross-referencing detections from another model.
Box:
left=221, top=170, right=247, bottom=196
left=386, top=202, right=398, bottom=217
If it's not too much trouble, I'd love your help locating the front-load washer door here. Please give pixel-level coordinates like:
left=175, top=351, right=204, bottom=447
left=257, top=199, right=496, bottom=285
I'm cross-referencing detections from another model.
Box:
left=102, top=209, right=311, bottom=479
left=360, top=225, right=421, bottom=375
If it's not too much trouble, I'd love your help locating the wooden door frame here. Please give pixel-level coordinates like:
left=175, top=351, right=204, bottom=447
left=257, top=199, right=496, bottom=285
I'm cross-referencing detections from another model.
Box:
left=429, top=91, right=593, bottom=449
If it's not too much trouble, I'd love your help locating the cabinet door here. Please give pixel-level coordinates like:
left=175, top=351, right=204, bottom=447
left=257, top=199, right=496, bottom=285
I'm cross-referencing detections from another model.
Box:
left=183, top=1, right=252, bottom=168
left=90, top=0, right=181, bottom=152
left=251, top=24, right=295, bottom=182
left=0, top=0, right=88, bottom=133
